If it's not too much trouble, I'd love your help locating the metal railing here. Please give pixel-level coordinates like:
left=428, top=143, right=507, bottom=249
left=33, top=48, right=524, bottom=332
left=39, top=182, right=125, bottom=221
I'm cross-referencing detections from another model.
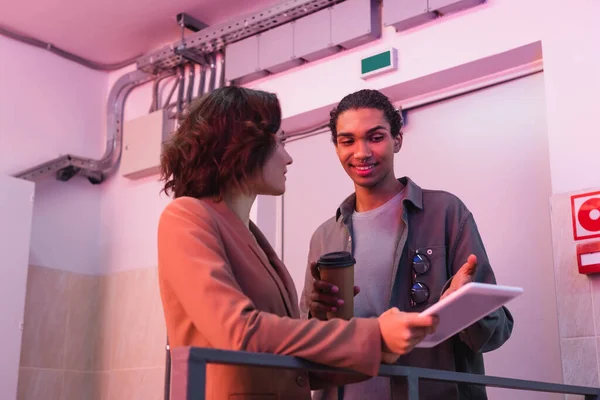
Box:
left=172, top=347, right=600, bottom=400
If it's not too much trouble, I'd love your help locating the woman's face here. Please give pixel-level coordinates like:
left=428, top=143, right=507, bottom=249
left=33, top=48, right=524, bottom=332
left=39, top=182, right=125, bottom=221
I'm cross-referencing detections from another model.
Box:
left=252, top=131, right=293, bottom=196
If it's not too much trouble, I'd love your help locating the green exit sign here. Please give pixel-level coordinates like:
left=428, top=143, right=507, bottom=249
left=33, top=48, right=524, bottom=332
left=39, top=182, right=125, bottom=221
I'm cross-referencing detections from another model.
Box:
left=360, top=48, right=398, bottom=79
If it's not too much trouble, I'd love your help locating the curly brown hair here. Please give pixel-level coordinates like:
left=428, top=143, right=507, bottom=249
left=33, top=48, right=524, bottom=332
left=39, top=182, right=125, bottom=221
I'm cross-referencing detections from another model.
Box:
left=160, top=86, right=282, bottom=200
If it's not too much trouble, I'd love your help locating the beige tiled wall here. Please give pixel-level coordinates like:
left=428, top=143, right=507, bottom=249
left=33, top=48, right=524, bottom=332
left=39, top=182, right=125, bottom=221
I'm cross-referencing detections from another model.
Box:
left=17, top=265, right=166, bottom=400
left=550, top=191, right=600, bottom=397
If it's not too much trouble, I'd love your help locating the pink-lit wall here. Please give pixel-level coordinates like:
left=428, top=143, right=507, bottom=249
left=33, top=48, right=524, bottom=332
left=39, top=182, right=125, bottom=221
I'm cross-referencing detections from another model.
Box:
left=1, top=34, right=107, bottom=275
left=2, top=0, right=600, bottom=397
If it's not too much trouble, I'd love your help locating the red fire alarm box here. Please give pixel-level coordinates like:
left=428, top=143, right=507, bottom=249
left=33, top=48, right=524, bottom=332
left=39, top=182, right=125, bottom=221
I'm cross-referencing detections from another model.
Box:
left=577, top=241, right=600, bottom=274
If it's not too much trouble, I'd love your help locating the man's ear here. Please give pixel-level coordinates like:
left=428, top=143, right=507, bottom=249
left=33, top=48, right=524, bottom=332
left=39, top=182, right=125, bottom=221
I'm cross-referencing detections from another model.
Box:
left=393, top=133, right=403, bottom=153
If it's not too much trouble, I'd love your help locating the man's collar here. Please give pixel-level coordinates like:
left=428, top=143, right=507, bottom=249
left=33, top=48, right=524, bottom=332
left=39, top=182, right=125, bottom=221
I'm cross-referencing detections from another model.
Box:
left=335, top=176, right=423, bottom=221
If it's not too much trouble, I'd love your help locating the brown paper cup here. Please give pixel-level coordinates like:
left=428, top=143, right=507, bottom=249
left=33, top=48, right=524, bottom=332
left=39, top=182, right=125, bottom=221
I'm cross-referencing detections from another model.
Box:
left=317, top=251, right=355, bottom=320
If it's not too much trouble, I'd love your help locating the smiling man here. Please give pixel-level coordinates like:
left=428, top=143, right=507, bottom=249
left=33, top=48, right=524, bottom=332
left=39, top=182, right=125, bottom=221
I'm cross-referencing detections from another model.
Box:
left=299, top=89, right=514, bottom=400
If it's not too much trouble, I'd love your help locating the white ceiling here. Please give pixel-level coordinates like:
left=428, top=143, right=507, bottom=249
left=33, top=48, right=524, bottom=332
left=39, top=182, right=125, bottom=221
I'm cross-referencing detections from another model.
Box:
left=2, top=0, right=283, bottom=65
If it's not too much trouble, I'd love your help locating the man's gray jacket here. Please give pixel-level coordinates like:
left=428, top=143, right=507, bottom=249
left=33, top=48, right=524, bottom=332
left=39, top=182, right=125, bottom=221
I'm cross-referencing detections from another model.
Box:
left=300, top=177, right=514, bottom=400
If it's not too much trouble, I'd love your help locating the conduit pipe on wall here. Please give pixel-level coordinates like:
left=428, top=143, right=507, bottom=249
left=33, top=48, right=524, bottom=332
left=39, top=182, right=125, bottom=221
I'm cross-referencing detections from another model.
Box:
left=8, top=0, right=342, bottom=184
left=3, top=30, right=218, bottom=184
left=13, top=69, right=173, bottom=183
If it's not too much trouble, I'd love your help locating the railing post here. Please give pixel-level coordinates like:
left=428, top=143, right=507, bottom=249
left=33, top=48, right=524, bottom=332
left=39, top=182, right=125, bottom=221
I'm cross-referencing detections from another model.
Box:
left=164, top=338, right=171, bottom=400
left=188, top=359, right=207, bottom=400
left=406, top=375, right=419, bottom=400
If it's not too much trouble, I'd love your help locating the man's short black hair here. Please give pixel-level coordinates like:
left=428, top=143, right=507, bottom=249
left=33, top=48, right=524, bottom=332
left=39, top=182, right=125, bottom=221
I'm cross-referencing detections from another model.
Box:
left=329, top=89, right=403, bottom=144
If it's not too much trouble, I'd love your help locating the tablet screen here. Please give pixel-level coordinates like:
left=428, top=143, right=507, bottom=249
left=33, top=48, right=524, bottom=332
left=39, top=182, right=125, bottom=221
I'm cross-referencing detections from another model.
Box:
left=416, top=282, right=523, bottom=348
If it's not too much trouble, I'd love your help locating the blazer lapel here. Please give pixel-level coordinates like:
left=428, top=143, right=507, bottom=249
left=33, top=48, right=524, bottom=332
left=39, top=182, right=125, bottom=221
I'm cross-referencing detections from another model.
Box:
left=269, top=256, right=300, bottom=319
left=248, top=222, right=296, bottom=317
left=200, top=200, right=296, bottom=317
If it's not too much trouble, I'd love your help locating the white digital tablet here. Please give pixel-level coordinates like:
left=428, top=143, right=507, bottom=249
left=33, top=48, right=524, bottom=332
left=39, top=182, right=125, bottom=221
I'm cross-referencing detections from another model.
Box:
left=415, top=282, right=523, bottom=348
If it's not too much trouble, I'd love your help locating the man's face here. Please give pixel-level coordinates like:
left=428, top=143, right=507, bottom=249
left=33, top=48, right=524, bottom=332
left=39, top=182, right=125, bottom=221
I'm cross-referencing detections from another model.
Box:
left=334, top=108, right=402, bottom=189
